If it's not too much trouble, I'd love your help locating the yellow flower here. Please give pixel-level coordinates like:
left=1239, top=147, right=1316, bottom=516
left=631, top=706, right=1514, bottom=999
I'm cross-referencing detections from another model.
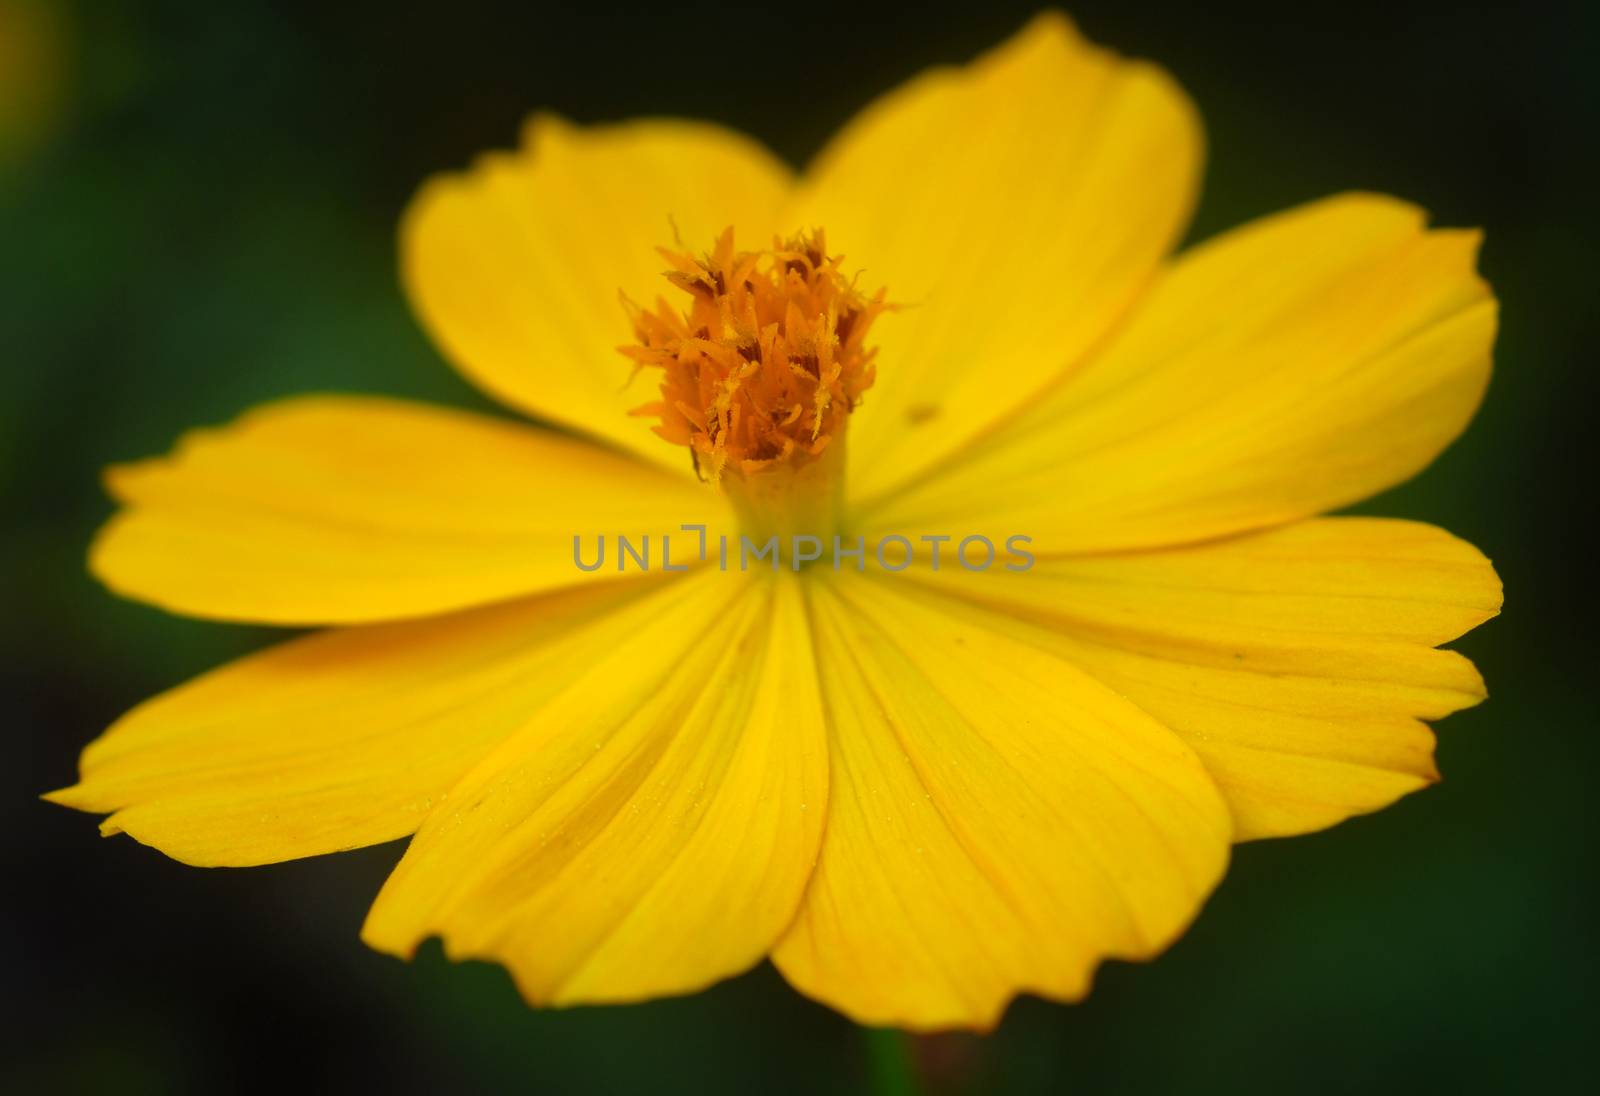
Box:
left=48, top=12, right=1501, bottom=1031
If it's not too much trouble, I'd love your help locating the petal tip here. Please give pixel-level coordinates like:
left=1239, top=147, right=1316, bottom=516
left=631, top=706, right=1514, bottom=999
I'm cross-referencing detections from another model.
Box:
left=40, top=783, right=86, bottom=809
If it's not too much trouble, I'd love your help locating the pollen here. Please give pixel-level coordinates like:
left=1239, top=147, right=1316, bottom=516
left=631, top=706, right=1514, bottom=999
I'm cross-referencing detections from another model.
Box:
left=621, top=227, right=887, bottom=482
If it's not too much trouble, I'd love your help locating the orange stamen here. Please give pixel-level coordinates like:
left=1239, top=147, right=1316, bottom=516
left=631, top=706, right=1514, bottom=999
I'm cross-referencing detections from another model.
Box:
left=621, top=228, right=887, bottom=482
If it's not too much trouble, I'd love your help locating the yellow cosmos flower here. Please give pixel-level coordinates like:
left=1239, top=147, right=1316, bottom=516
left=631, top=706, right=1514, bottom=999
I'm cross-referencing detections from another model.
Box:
left=48, top=12, right=1501, bottom=1031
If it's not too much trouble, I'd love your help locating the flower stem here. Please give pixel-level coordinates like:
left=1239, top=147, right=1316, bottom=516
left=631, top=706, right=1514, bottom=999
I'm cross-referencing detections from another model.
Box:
left=862, top=1027, right=923, bottom=1096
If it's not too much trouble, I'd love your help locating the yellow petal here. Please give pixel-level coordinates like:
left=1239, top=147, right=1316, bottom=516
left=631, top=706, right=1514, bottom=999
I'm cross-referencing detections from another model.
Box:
left=404, top=115, right=793, bottom=470
left=790, top=12, right=1202, bottom=504
left=772, top=571, right=1230, bottom=1031
left=91, top=395, right=728, bottom=624
left=866, top=194, right=1494, bottom=550
left=362, top=571, right=827, bottom=1007
left=46, top=577, right=697, bottom=866
left=902, top=518, right=1501, bottom=839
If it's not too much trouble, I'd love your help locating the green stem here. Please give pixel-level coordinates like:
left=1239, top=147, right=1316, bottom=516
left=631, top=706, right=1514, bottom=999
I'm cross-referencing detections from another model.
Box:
left=862, top=1027, right=922, bottom=1096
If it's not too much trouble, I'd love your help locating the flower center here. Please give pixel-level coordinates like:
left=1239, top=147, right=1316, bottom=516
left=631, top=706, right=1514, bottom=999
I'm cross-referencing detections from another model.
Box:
left=621, top=227, right=887, bottom=540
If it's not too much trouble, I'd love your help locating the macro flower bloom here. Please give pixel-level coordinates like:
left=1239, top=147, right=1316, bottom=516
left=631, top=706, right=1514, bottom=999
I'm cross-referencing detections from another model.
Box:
left=50, top=12, right=1501, bottom=1030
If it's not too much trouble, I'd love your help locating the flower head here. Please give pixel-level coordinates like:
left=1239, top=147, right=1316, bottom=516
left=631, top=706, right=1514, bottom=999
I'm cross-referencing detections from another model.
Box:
left=50, top=11, right=1500, bottom=1031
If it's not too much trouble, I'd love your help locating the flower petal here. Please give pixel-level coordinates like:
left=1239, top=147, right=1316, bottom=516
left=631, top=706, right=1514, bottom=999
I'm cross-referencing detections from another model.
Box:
left=865, top=194, right=1494, bottom=551
left=771, top=570, right=1230, bottom=1031
left=362, top=571, right=828, bottom=1007
left=91, top=395, right=728, bottom=625
left=404, top=115, right=793, bottom=469
left=791, top=12, right=1202, bottom=504
left=901, top=518, right=1501, bottom=839
left=46, top=577, right=694, bottom=866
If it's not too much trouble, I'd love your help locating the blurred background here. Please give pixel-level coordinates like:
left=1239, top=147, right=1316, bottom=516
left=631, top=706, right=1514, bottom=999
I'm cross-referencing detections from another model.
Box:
left=3, top=0, right=1595, bottom=1091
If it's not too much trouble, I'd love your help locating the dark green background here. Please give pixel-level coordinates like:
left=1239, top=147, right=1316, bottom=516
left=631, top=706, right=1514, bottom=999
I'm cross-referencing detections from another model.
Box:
left=4, top=0, right=1594, bottom=1092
